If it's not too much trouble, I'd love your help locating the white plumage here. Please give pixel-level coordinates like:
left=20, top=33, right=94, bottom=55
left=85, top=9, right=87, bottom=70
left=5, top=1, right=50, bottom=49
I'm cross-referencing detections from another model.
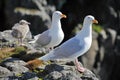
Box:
left=39, top=15, right=98, bottom=61
left=29, top=11, right=66, bottom=49
left=26, top=15, right=98, bottom=73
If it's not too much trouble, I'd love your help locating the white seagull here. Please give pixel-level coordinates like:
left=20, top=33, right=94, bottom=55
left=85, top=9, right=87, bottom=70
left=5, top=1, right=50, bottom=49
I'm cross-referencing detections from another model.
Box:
left=26, top=15, right=98, bottom=72
left=11, top=20, right=30, bottom=45
left=29, top=11, right=66, bottom=50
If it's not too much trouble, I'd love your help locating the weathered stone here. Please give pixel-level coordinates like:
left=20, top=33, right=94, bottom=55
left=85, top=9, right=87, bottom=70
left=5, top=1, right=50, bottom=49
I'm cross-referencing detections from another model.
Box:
left=0, top=66, right=11, bottom=77
left=81, top=69, right=99, bottom=80
left=2, top=30, right=16, bottom=42
left=1, top=57, right=29, bottom=74
left=0, top=32, right=3, bottom=40
left=20, top=72, right=39, bottom=80
left=41, top=63, right=98, bottom=80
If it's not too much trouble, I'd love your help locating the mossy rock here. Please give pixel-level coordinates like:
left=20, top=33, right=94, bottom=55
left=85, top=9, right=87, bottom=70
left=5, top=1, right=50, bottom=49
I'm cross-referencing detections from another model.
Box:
left=0, top=46, right=27, bottom=62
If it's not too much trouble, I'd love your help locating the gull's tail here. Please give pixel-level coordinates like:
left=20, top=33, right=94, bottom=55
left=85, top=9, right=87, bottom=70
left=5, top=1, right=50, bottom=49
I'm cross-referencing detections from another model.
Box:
left=39, top=50, right=56, bottom=61
left=28, top=40, right=36, bottom=44
left=25, top=50, right=55, bottom=70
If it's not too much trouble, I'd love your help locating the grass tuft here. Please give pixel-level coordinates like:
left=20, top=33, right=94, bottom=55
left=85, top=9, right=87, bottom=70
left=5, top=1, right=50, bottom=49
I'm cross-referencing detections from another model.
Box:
left=0, top=46, right=26, bottom=62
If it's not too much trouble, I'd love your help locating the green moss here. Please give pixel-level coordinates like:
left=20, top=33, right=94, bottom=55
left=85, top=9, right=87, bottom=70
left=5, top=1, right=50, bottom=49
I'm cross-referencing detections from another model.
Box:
left=14, top=46, right=26, bottom=54
left=15, top=73, right=23, bottom=77
left=92, top=24, right=103, bottom=33
left=0, top=46, right=26, bottom=63
left=38, top=78, right=43, bottom=80
left=33, top=69, right=44, bottom=74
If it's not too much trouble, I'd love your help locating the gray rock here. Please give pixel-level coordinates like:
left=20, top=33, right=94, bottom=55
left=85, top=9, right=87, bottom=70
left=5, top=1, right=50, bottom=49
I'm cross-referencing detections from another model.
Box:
left=98, top=28, right=118, bottom=80
left=0, top=66, right=11, bottom=77
left=115, top=35, right=120, bottom=53
left=81, top=69, right=99, bottom=80
left=2, top=30, right=16, bottom=42
left=41, top=63, right=98, bottom=80
left=1, top=57, right=29, bottom=74
left=99, top=30, right=107, bottom=40
left=0, top=57, right=98, bottom=80
left=0, top=32, right=3, bottom=40
left=45, top=71, right=62, bottom=79
left=106, top=28, right=117, bottom=45
left=20, top=72, right=39, bottom=80
left=0, top=70, right=39, bottom=80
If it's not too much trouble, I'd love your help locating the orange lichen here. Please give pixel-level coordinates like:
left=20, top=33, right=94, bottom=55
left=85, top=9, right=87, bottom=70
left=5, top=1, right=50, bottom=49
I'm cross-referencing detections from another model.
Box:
left=25, top=59, right=44, bottom=70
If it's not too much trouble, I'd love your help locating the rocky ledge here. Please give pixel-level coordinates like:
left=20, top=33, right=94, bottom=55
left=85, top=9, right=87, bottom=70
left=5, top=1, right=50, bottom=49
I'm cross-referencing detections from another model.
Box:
left=0, top=57, right=99, bottom=80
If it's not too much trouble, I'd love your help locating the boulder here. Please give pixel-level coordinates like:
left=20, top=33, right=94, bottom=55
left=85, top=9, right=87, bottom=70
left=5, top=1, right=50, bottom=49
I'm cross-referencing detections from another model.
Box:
left=0, top=66, right=11, bottom=77
left=1, top=57, right=29, bottom=74
left=39, top=63, right=99, bottom=80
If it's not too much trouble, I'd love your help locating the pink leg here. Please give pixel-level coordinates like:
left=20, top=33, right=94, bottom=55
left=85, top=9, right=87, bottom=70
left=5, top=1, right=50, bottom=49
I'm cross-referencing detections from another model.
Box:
left=74, top=58, right=85, bottom=73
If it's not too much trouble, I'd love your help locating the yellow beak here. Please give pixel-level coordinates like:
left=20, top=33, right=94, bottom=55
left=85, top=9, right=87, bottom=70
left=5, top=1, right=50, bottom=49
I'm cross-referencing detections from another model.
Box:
left=61, top=14, right=67, bottom=18
left=92, top=19, right=98, bottom=24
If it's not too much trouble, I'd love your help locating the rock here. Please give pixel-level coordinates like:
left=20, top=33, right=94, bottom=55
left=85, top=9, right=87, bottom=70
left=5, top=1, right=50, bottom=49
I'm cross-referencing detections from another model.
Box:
left=0, top=67, right=38, bottom=80
left=106, top=28, right=117, bottom=45
left=1, top=57, right=29, bottom=74
left=0, top=51, right=98, bottom=80
left=2, top=30, right=16, bottom=42
left=2, top=55, right=97, bottom=80
left=81, top=69, right=99, bottom=80
left=0, top=57, right=39, bottom=80
left=115, top=35, right=120, bottom=53
left=0, top=66, right=11, bottom=77
left=20, top=72, right=39, bottom=80
left=45, top=71, right=62, bottom=79
left=97, top=28, right=118, bottom=80
left=0, top=32, right=3, bottom=40
left=38, top=63, right=99, bottom=80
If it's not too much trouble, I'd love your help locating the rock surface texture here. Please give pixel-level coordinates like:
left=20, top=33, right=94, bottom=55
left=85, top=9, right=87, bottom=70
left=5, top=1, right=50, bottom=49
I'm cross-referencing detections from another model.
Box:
left=0, top=58, right=99, bottom=80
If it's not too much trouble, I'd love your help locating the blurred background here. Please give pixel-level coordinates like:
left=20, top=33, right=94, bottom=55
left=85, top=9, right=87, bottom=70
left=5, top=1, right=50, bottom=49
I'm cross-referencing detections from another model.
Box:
left=0, top=0, right=120, bottom=80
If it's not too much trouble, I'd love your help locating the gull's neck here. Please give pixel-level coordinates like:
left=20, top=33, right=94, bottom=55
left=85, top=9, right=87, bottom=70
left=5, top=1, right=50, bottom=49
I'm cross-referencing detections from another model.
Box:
left=76, top=21, right=92, bottom=38
left=51, top=17, right=62, bottom=31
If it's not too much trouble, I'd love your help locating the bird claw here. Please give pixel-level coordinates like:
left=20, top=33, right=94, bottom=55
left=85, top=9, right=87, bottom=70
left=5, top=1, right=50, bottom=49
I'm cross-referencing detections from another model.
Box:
left=76, top=66, right=85, bottom=73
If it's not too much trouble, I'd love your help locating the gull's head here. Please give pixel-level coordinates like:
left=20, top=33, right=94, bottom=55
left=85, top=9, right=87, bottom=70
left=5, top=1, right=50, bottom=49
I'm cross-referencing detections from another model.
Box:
left=19, top=20, right=30, bottom=25
left=53, top=11, right=67, bottom=19
left=84, top=15, right=98, bottom=24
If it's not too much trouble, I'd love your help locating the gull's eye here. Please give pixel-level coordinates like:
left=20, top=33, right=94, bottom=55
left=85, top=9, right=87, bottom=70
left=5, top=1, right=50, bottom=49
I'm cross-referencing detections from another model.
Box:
left=88, top=17, right=91, bottom=19
left=56, top=13, right=59, bottom=15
